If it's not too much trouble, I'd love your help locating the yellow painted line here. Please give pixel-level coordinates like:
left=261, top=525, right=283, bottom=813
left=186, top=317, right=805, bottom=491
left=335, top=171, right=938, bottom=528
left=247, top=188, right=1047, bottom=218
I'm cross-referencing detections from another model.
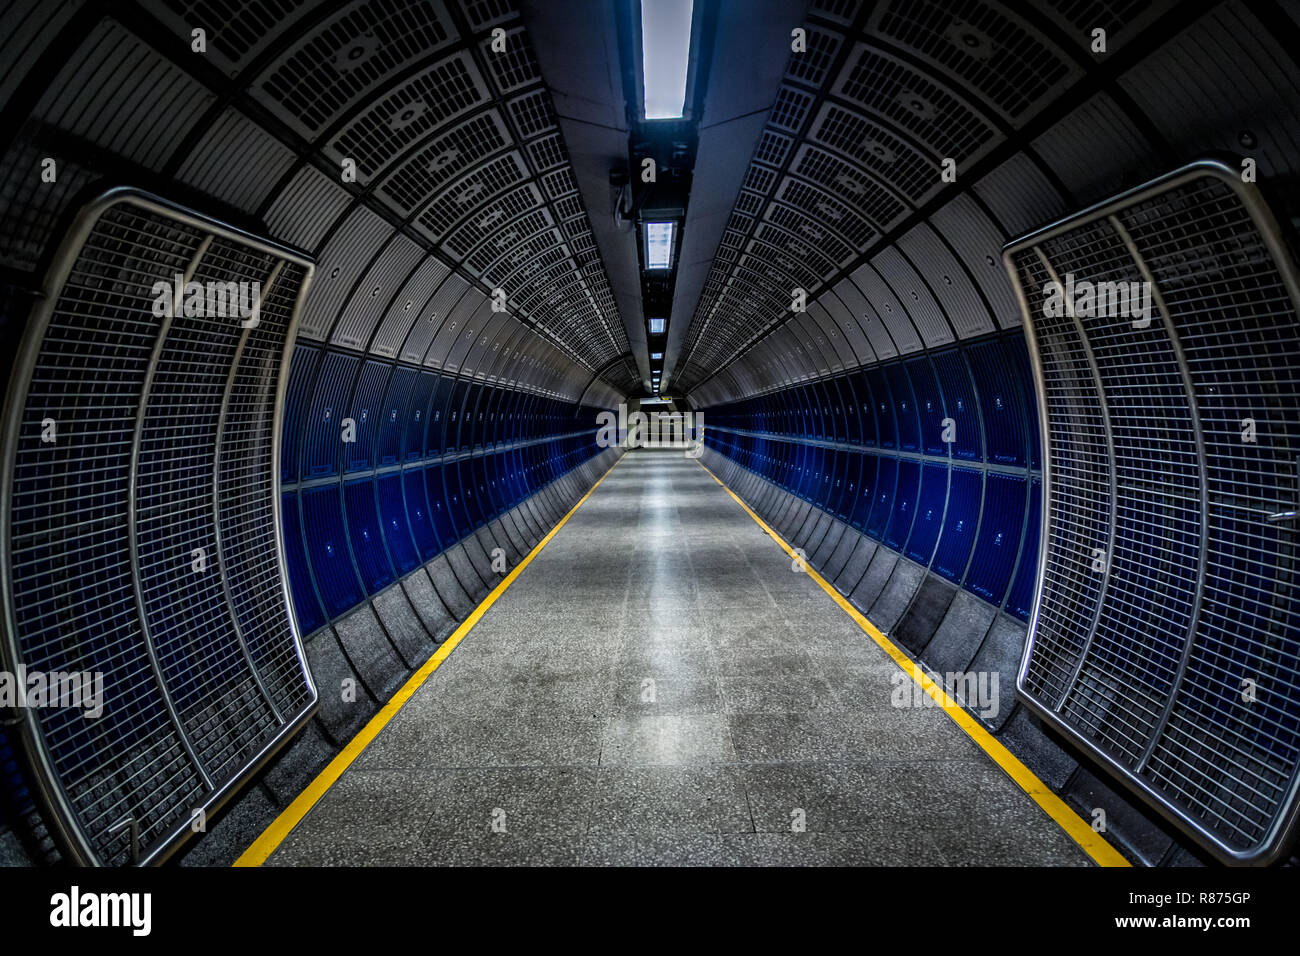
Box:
left=235, top=455, right=623, bottom=866
left=696, top=460, right=1130, bottom=868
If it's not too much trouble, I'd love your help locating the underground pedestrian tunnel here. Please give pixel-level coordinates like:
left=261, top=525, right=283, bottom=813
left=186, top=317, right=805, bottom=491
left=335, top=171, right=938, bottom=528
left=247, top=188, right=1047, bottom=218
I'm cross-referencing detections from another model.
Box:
left=1, top=0, right=1299, bottom=870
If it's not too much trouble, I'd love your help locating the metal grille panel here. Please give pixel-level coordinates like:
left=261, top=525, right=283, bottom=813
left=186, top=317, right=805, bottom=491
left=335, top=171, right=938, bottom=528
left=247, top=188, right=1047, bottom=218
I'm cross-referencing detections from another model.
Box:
left=1007, top=161, right=1300, bottom=863
left=0, top=190, right=317, bottom=865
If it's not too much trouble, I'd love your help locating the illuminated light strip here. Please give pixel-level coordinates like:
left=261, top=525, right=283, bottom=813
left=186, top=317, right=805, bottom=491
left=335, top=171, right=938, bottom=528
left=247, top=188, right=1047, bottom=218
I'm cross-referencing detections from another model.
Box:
left=641, top=0, right=693, bottom=120
left=234, top=455, right=624, bottom=866
left=695, top=459, right=1131, bottom=868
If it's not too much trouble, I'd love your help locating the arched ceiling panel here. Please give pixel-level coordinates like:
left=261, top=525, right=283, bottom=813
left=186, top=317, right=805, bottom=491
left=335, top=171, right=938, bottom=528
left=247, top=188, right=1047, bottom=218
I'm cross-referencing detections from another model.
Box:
left=395, top=269, right=462, bottom=362
left=835, top=272, right=897, bottom=361
left=331, top=232, right=426, bottom=349
left=818, top=287, right=877, bottom=364
left=870, top=246, right=954, bottom=348
left=370, top=254, right=453, bottom=357
left=894, top=221, right=993, bottom=340
left=426, top=284, right=486, bottom=368
left=928, top=193, right=1020, bottom=329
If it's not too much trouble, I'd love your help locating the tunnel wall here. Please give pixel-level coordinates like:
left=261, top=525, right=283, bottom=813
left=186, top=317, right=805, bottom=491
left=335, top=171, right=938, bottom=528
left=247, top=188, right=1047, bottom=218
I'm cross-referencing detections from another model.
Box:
left=694, top=434, right=1187, bottom=864
left=702, top=326, right=1041, bottom=625
left=278, top=342, right=611, bottom=639
left=696, top=325, right=1045, bottom=732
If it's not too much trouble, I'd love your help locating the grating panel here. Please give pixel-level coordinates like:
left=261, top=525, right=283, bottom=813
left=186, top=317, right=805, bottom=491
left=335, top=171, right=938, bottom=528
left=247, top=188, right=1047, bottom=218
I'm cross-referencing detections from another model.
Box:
left=754, top=129, right=794, bottom=167
left=808, top=102, right=939, bottom=205
left=142, top=0, right=314, bottom=75
left=325, top=50, right=490, bottom=182
left=0, top=189, right=317, bottom=865
left=769, top=85, right=816, bottom=134
left=440, top=182, right=543, bottom=259
left=833, top=43, right=1000, bottom=163
left=464, top=207, right=554, bottom=275
left=377, top=109, right=514, bottom=217
left=786, top=25, right=843, bottom=88
left=458, top=0, right=518, bottom=31
left=866, top=0, right=1081, bottom=123
left=253, top=0, right=457, bottom=139
left=413, top=151, right=530, bottom=241
left=480, top=25, right=540, bottom=94
left=525, top=133, right=568, bottom=174
left=788, top=144, right=908, bottom=230
left=776, top=176, right=878, bottom=248
left=1008, top=161, right=1300, bottom=864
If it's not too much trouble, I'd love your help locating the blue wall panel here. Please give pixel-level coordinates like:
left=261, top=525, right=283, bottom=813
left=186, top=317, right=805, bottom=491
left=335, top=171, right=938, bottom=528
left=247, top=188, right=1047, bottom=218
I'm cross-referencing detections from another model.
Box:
left=403, top=372, right=437, bottom=462
left=281, top=345, right=319, bottom=484
left=1008, top=335, right=1042, bottom=471
left=850, top=452, right=876, bottom=529
left=377, top=473, right=419, bottom=575
left=933, top=466, right=981, bottom=582
left=344, top=478, right=395, bottom=595
left=304, top=352, right=359, bottom=479
left=967, top=340, right=1025, bottom=467
left=866, top=368, right=895, bottom=449
left=345, top=360, right=391, bottom=473
left=885, top=365, right=919, bottom=452
left=866, top=455, right=897, bottom=540
left=1006, top=479, right=1042, bottom=621
left=931, top=350, right=981, bottom=461
left=885, top=459, right=919, bottom=551
left=281, top=491, right=324, bottom=635
left=404, top=467, right=439, bottom=561
left=906, top=359, right=946, bottom=456
left=428, top=377, right=454, bottom=456
left=854, top=371, right=878, bottom=446
left=378, top=367, right=416, bottom=466
left=301, top=486, right=363, bottom=618
left=904, top=462, right=947, bottom=565
left=424, top=464, right=457, bottom=549
left=965, top=472, right=1027, bottom=605
left=279, top=343, right=610, bottom=638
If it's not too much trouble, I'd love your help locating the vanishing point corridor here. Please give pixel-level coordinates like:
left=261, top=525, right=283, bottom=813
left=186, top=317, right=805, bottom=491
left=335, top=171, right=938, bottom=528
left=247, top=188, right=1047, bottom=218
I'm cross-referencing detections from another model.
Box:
left=266, top=452, right=1087, bottom=866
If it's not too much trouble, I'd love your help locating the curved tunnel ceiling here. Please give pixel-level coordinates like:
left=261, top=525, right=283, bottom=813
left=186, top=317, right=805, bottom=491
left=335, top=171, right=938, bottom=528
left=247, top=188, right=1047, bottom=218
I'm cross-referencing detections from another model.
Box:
left=669, top=0, right=1300, bottom=402
left=0, top=0, right=638, bottom=402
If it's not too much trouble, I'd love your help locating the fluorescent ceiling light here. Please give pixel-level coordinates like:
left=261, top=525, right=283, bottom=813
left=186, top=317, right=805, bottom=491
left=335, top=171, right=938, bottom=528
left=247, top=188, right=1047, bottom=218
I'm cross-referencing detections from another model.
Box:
left=651, top=351, right=663, bottom=359
left=641, top=0, right=693, bottom=119
left=644, top=221, right=675, bottom=270
left=648, top=317, right=666, bottom=334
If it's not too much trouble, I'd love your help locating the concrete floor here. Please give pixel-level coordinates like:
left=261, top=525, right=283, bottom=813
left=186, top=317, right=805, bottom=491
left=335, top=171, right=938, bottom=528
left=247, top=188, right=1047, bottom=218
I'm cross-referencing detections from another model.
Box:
left=267, top=450, right=1089, bottom=866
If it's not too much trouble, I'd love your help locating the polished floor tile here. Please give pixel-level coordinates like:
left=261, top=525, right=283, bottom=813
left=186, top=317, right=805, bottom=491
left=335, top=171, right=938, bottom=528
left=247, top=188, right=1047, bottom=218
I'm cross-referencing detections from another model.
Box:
left=268, top=451, right=1091, bottom=867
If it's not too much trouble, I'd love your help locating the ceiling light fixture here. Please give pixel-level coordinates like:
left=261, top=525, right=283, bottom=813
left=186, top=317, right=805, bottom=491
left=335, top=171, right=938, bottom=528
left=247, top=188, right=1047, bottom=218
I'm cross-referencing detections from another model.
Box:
left=641, top=0, right=693, bottom=120
left=643, top=221, right=676, bottom=270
